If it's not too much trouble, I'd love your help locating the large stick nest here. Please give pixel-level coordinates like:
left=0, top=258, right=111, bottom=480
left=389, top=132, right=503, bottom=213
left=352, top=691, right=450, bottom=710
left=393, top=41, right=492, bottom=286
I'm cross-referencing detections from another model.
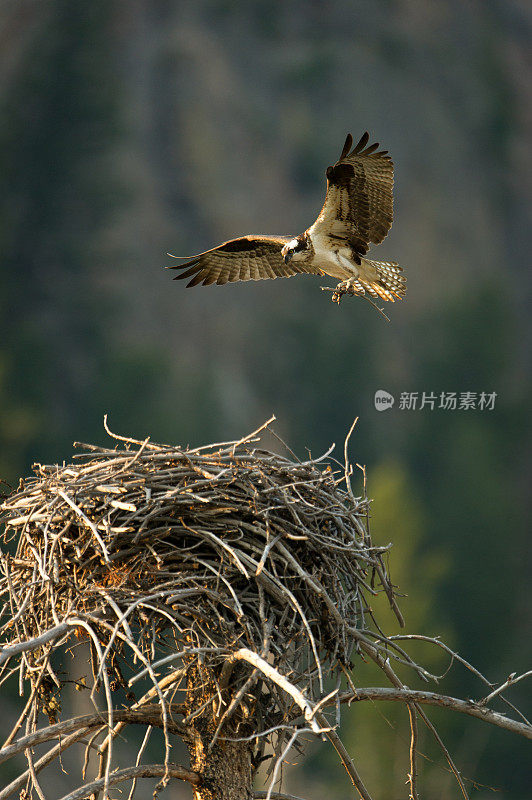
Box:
left=0, top=420, right=401, bottom=737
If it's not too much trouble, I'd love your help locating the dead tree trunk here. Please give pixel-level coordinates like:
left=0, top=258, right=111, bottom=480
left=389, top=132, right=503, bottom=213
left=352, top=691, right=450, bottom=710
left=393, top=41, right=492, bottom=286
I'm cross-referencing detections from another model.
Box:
left=186, top=661, right=253, bottom=800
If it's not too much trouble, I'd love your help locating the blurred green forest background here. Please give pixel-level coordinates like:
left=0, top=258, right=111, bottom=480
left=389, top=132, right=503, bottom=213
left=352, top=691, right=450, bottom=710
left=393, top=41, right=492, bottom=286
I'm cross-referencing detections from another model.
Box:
left=0, top=0, right=530, bottom=797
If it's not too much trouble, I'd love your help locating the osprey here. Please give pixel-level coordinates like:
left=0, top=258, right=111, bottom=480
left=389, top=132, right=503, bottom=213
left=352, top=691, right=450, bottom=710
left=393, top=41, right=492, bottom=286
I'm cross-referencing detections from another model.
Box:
left=168, top=132, right=406, bottom=305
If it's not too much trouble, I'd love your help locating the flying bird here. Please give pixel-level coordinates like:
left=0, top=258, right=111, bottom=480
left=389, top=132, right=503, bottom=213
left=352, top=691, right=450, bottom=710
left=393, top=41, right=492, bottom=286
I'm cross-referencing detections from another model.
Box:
left=168, top=132, right=406, bottom=307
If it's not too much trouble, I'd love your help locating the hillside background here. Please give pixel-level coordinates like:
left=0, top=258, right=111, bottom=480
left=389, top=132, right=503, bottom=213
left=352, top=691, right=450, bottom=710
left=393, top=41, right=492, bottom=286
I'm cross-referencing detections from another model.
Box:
left=1, top=1, right=530, bottom=797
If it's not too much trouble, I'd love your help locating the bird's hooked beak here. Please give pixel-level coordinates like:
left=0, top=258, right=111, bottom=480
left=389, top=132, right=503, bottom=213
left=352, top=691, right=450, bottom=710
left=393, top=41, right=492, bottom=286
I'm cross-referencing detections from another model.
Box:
left=281, top=245, right=292, bottom=264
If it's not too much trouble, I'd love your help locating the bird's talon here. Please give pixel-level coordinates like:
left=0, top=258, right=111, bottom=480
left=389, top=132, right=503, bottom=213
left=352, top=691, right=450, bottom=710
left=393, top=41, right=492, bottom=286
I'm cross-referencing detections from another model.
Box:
left=331, top=281, right=355, bottom=304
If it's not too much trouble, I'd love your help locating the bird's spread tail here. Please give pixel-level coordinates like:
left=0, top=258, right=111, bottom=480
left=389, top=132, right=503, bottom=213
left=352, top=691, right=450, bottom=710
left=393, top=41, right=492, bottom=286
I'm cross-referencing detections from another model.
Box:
left=357, top=258, right=406, bottom=302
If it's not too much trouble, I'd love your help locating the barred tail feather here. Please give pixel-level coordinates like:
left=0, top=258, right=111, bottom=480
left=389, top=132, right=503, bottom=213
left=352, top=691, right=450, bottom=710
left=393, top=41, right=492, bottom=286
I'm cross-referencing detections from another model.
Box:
left=358, top=258, right=407, bottom=302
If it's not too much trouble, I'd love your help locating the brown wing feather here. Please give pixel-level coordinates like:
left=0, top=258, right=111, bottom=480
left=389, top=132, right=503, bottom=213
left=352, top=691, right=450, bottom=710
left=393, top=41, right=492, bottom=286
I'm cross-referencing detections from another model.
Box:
left=312, top=132, right=394, bottom=258
left=167, top=235, right=320, bottom=287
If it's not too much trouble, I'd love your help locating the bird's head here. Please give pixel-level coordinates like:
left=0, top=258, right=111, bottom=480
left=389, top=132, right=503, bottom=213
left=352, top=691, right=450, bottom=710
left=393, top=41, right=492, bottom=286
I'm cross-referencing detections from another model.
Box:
left=281, top=235, right=308, bottom=264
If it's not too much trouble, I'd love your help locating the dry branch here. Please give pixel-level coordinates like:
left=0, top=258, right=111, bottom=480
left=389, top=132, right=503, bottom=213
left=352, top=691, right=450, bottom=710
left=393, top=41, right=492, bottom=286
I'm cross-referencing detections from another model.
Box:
left=336, top=688, right=532, bottom=739
left=0, top=622, right=69, bottom=665
left=57, top=763, right=199, bottom=800
left=0, top=704, right=188, bottom=766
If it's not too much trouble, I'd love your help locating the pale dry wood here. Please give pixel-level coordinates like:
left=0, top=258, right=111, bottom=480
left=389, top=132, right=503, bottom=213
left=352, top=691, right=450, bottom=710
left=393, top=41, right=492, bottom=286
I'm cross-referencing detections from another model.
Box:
left=227, top=648, right=326, bottom=735
left=0, top=622, right=69, bottom=665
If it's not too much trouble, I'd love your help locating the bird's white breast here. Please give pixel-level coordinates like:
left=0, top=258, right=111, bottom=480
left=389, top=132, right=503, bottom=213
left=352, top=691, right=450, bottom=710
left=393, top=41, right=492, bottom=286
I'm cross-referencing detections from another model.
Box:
left=308, top=227, right=357, bottom=280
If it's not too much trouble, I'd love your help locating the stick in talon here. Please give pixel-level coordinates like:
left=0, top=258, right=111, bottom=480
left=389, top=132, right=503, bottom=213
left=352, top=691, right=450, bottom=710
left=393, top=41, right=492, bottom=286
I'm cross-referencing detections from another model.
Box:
left=321, top=286, right=345, bottom=304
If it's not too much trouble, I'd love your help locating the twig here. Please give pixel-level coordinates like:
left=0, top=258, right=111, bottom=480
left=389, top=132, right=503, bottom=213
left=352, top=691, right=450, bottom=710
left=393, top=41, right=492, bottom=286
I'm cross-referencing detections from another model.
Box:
left=357, top=640, right=470, bottom=799
left=127, top=726, right=154, bottom=800
left=53, top=489, right=110, bottom=564
left=314, top=710, right=373, bottom=800
left=320, top=286, right=391, bottom=321
left=406, top=703, right=419, bottom=800
left=416, top=705, right=469, bottom=799
left=265, top=730, right=299, bottom=800
left=1, top=656, right=52, bottom=747
left=479, top=670, right=532, bottom=706
left=230, top=415, right=277, bottom=457
left=103, top=414, right=153, bottom=450
left=343, top=418, right=358, bottom=500
left=389, top=635, right=494, bottom=685
left=254, top=793, right=308, bottom=800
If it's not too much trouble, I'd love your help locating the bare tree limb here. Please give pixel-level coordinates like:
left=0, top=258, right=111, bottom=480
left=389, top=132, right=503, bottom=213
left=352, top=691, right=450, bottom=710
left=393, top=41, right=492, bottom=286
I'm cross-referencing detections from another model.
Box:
left=0, top=704, right=188, bottom=766
left=0, top=622, right=69, bottom=665
left=336, top=688, right=532, bottom=739
left=0, top=728, right=92, bottom=800
left=390, top=634, right=532, bottom=725
left=56, top=763, right=199, bottom=800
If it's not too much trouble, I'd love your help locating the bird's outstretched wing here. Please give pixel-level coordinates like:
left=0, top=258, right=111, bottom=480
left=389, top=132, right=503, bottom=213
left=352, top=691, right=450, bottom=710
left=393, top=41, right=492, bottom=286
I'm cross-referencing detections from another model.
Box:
left=167, top=235, right=320, bottom=287
left=311, top=132, right=394, bottom=258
